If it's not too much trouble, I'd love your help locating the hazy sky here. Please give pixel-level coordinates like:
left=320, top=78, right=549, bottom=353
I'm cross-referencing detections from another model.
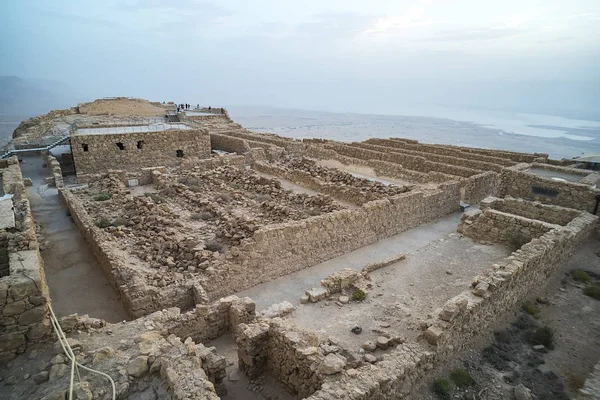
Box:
left=1, top=0, right=599, bottom=115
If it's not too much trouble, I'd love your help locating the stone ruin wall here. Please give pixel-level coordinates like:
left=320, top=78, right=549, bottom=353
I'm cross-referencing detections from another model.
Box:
left=58, top=188, right=191, bottom=318
left=0, top=157, right=52, bottom=362
left=252, top=161, right=399, bottom=206
left=457, top=206, right=556, bottom=246
left=303, top=201, right=598, bottom=400
left=364, top=138, right=518, bottom=167
left=56, top=159, right=461, bottom=314
left=500, top=166, right=600, bottom=213
left=202, top=180, right=461, bottom=300
left=387, top=138, right=548, bottom=164
left=45, top=295, right=256, bottom=399
left=482, top=196, right=581, bottom=226
left=305, top=145, right=455, bottom=184
left=71, top=128, right=211, bottom=176
left=236, top=318, right=326, bottom=398
left=348, top=141, right=506, bottom=173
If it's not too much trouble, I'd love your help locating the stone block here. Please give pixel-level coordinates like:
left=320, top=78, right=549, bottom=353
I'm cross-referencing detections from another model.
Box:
left=473, top=282, right=490, bottom=297
left=18, top=306, right=46, bottom=326
left=424, top=326, right=445, bottom=345
left=306, top=287, right=328, bottom=303
left=2, top=299, right=26, bottom=316
left=0, top=331, right=25, bottom=352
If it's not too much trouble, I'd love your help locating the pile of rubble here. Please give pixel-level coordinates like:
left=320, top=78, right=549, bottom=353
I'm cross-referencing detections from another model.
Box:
left=280, top=156, right=410, bottom=196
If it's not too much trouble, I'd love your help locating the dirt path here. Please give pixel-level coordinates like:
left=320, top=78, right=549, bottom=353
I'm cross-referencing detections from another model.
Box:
left=20, top=156, right=128, bottom=322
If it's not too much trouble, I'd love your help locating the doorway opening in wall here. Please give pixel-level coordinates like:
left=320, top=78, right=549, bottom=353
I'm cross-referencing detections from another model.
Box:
left=176, top=149, right=184, bottom=158
left=116, top=142, right=125, bottom=150
left=82, top=144, right=89, bottom=152
left=137, top=141, right=145, bottom=150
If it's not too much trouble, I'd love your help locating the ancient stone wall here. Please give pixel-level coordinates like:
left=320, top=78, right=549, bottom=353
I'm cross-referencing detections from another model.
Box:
left=350, top=141, right=505, bottom=173
left=203, top=181, right=461, bottom=300
left=500, top=166, right=600, bottom=213
left=71, top=128, right=211, bottom=176
left=323, top=143, right=480, bottom=178
left=481, top=196, right=581, bottom=226
left=306, top=205, right=597, bottom=400
left=237, top=318, right=330, bottom=398
left=45, top=154, right=64, bottom=188
left=365, top=138, right=517, bottom=166
left=462, top=171, right=500, bottom=204
left=457, top=208, right=556, bottom=246
left=305, top=145, right=456, bottom=184
left=0, top=157, right=51, bottom=362
left=209, top=133, right=251, bottom=154
left=253, top=161, right=398, bottom=205
left=58, top=188, right=192, bottom=318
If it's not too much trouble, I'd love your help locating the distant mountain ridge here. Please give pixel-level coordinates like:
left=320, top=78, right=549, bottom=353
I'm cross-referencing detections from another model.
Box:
left=0, top=76, right=81, bottom=114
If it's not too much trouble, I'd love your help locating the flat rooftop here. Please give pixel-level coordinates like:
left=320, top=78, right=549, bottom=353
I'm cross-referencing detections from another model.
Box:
left=75, top=123, right=192, bottom=136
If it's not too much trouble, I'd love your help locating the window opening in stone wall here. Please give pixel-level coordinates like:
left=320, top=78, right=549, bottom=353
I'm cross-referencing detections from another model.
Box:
left=176, top=149, right=184, bottom=158
left=82, top=144, right=89, bottom=152
left=137, top=141, right=144, bottom=150
left=116, top=142, right=125, bottom=150
left=531, top=186, right=559, bottom=198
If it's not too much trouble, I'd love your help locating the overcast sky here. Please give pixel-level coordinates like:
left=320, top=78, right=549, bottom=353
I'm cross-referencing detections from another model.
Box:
left=1, top=0, right=599, bottom=115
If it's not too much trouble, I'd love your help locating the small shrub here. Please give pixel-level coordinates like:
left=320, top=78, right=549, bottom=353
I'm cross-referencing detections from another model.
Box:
left=432, top=377, right=452, bottom=399
left=531, top=326, right=554, bottom=349
left=522, top=301, right=539, bottom=317
left=449, top=368, right=476, bottom=388
left=352, top=289, right=366, bottom=302
left=584, top=285, right=600, bottom=300
left=572, top=270, right=591, bottom=283
left=493, top=330, right=509, bottom=343
left=205, top=239, right=224, bottom=253
left=506, top=231, right=529, bottom=251
left=191, top=212, right=215, bottom=221
left=94, top=193, right=112, bottom=201
left=143, top=193, right=167, bottom=204
left=95, top=218, right=111, bottom=229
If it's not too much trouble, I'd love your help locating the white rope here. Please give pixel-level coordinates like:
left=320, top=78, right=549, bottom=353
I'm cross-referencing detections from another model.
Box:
left=47, top=304, right=116, bottom=400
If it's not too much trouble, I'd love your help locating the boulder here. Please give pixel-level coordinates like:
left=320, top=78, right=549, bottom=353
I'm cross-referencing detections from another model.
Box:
left=320, top=353, right=346, bottom=375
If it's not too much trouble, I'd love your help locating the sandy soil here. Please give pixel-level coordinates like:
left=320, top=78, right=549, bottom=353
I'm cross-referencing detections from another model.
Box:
left=288, top=234, right=510, bottom=351
left=78, top=98, right=166, bottom=117
left=410, top=237, right=600, bottom=400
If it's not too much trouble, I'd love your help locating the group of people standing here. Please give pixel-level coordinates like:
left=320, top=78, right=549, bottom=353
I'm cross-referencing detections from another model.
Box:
left=177, top=103, right=193, bottom=112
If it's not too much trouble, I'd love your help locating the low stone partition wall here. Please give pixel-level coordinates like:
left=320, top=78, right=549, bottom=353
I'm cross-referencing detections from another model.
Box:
left=236, top=318, right=330, bottom=398
left=351, top=141, right=506, bottom=173
left=305, top=145, right=456, bottom=184
left=481, top=196, right=582, bottom=226
left=58, top=188, right=193, bottom=318
left=323, top=142, right=481, bottom=178
left=462, top=171, right=500, bottom=204
left=202, top=181, right=461, bottom=300
left=210, top=133, right=251, bottom=154
left=218, top=129, right=300, bottom=152
left=0, top=157, right=52, bottom=362
left=179, top=154, right=246, bottom=172
left=457, top=207, right=558, bottom=246
left=253, top=161, right=402, bottom=205
left=500, top=165, right=600, bottom=213
left=45, top=154, right=64, bottom=188
left=365, top=138, right=517, bottom=167
left=305, top=202, right=598, bottom=399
